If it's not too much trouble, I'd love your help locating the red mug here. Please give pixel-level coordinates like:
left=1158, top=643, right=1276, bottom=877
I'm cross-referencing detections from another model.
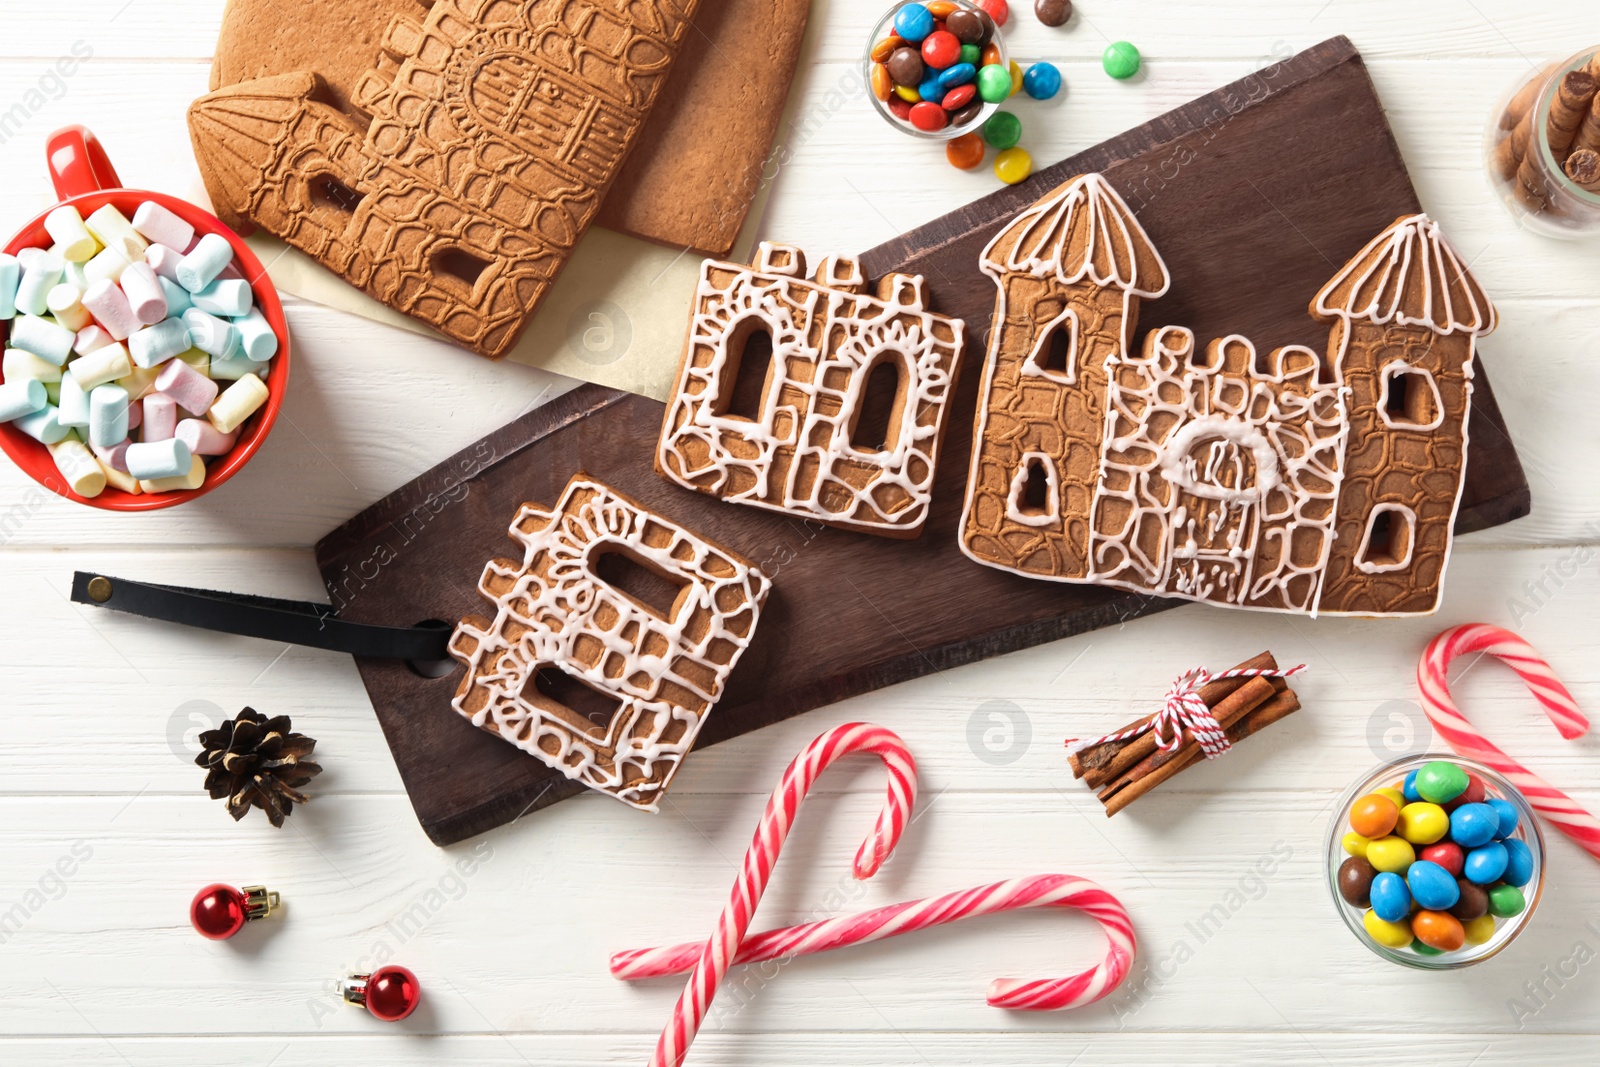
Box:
left=0, top=126, right=290, bottom=511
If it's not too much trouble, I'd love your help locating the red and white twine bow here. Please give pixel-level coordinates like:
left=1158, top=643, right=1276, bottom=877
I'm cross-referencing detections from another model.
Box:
left=1067, top=664, right=1307, bottom=761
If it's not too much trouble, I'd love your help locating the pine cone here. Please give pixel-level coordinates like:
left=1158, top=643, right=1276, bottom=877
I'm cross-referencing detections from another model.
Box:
left=195, top=708, right=322, bottom=827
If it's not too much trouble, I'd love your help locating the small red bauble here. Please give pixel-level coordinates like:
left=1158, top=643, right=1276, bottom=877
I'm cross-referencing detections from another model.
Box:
left=345, top=965, right=422, bottom=1022
left=190, top=883, right=279, bottom=940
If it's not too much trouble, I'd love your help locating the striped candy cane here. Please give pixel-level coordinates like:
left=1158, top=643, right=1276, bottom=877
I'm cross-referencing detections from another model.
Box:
left=647, top=723, right=918, bottom=1067
left=614, top=873, right=1135, bottom=1011
left=1417, top=624, right=1599, bottom=862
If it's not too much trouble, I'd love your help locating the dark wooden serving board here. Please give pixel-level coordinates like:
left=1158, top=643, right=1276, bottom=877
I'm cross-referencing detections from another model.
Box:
left=315, top=36, right=1531, bottom=845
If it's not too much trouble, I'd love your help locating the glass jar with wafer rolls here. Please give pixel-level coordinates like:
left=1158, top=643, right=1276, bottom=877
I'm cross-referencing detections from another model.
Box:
left=1487, top=47, right=1600, bottom=237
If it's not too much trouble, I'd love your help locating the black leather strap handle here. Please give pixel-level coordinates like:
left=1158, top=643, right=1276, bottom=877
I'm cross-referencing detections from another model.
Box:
left=71, top=572, right=452, bottom=661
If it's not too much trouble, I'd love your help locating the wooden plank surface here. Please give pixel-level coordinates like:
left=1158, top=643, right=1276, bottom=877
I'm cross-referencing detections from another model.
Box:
left=315, top=36, right=1527, bottom=845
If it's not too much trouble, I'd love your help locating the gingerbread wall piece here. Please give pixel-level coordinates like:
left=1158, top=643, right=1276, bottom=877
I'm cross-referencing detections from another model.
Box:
left=656, top=243, right=966, bottom=539
left=960, top=173, right=1496, bottom=617
left=448, top=475, right=769, bottom=810
left=188, top=0, right=701, bottom=360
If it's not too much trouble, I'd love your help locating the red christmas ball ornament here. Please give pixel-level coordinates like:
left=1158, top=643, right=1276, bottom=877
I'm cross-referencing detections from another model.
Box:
left=344, top=965, right=422, bottom=1022
left=190, top=883, right=280, bottom=940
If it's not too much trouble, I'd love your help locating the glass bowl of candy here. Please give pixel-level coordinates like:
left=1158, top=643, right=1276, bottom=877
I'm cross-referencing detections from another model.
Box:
left=866, top=0, right=1011, bottom=140
left=0, top=126, right=289, bottom=511
left=1327, top=754, right=1545, bottom=969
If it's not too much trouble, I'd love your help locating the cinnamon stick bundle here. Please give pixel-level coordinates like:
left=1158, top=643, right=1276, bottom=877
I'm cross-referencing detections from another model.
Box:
left=1067, top=652, right=1301, bottom=817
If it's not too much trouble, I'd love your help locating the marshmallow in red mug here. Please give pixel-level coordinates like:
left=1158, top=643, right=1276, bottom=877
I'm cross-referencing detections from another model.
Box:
left=10, top=314, right=76, bottom=366
left=155, top=357, right=218, bottom=416
left=128, top=317, right=189, bottom=368
left=141, top=392, right=177, bottom=442
left=46, top=283, right=92, bottom=332
left=0, top=378, right=47, bottom=424
left=176, top=233, right=233, bottom=294
left=70, top=342, right=131, bottom=391
left=82, top=278, right=137, bottom=340
left=176, top=418, right=236, bottom=456
left=58, top=374, right=89, bottom=429
left=88, top=383, right=130, bottom=449
left=131, top=202, right=194, bottom=252
left=44, top=206, right=98, bottom=263
left=125, top=436, right=191, bottom=481
left=119, top=262, right=168, bottom=325
left=0, top=253, right=19, bottom=318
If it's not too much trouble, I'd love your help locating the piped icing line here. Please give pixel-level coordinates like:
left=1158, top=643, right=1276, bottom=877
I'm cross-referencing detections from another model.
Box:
left=658, top=243, right=964, bottom=535
left=449, top=476, right=769, bottom=811
left=1313, top=214, right=1499, bottom=336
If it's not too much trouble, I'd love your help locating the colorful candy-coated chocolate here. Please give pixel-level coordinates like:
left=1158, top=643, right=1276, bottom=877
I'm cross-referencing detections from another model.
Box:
left=1487, top=883, right=1526, bottom=918
left=1338, top=856, right=1377, bottom=907
left=1419, top=841, right=1464, bottom=877
left=982, top=111, right=1022, bottom=150
left=1443, top=773, right=1487, bottom=812
left=922, top=29, right=962, bottom=68
left=1034, top=0, right=1073, bottom=26
left=946, top=132, right=986, bottom=170
left=894, top=3, right=936, bottom=43
left=960, top=43, right=981, bottom=65
left=1369, top=871, right=1411, bottom=923
left=1501, top=838, right=1534, bottom=888
left=1341, top=832, right=1370, bottom=858
left=1103, top=41, right=1142, bottom=79
left=1008, top=60, right=1024, bottom=97
left=1413, top=910, right=1466, bottom=952
left=1463, top=913, right=1497, bottom=945
left=1449, top=879, right=1488, bottom=922
left=1402, top=769, right=1422, bottom=802
left=981, top=42, right=1002, bottom=67
left=1415, top=760, right=1470, bottom=804
left=1405, top=860, right=1460, bottom=911
left=976, top=0, right=1010, bottom=26
left=871, top=63, right=893, bottom=101
left=888, top=46, right=924, bottom=87
left=1365, top=836, right=1416, bottom=874
left=1411, top=941, right=1444, bottom=956
left=939, top=62, right=977, bottom=89
left=909, top=101, right=949, bottom=132
left=942, top=83, right=978, bottom=111
left=993, top=146, right=1033, bottom=184
left=918, top=71, right=944, bottom=103
left=950, top=99, right=984, bottom=128
left=871, top=35, right=903, bottom=63
left=1449, top=802, right=1499, bottom=848
left=946, top=8, right=991, bottom=45
left=1397, top=802, right=1449, bottom=845
left=1363, top=910, right=1413, bottom=949
left=926, top=1, right=958, bottom=16
left=1349, top=794, right=1399, bottom=839
left=1023, top=61, right=1063, bottom=100
left=1486, top=797, right=1518, bottom=839
left=1374, top=786, right=1406, bottom=808
left=888, top=95, right=915, bottom=121
left=976, top=63, right=1012, bottom=103
left=1463, top=842, right=1509, bottom=885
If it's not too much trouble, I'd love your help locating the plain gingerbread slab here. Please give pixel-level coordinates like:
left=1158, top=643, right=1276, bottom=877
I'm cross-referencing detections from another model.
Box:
left=316, top=36, right=1531, bottom=845
left=206, top=0, right=810, bottom=258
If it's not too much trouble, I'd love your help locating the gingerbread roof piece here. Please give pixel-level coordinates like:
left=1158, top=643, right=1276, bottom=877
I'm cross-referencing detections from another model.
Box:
left=980, top=173, right=1170, bottom=298
left=1313, top=214, right=1498, bottom=337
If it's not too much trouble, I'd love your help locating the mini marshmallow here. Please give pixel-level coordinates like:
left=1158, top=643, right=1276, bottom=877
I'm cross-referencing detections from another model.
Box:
left=176, top=233, right=233, bottom=294
left=0, top=253, right=19, bottom=318
left=85, top=205, right=149, bottom=259
left=132, top=202, right=195, bottom=252
left=182, top=308, right=239, bottom=358
left=157, top=276, right=192, bottom=317
left=155, top=357, right=218, bottom=416
left=84, top=244, right=136, bottom=286
left=142, top=393, right=177, bottom=441
left=207, top=373, right=268, bottom=434
left=14, top=249, right=63, bottom=317
left=10, top=315, right=77, bottom=366
left=46, top=283, right=92, bottom=332
left=140, top=453, right=206, bottom=494
left=0, top=378, right=47, bottom=423
left=69, top=343, right=133, bottom=390
left=58, top=374, right=90, bottom=429
left=128, top=317, right=190, bottom=369
left=99, top=459, right=141, bottom=494
left=74, top=325, right=115, bottom=356
left=233, top=307, right=280, bottom=362
left=127, top=399, right=142, bottom=432
left=145, top=244, right=184, bottom=281
left=208, top=353, right=263, bottom=380
left=13, top=404, right=69, bottom=445
left=89, top=383, right=130, bottom=449
left=44, top=206, right=100, bottom=263
left=175, top=418, right=237, bottom=456
left=119, top=262, right=168, bottom=326
left=92, top=438, right=132, bottom=472
left=190, top=278, right=252, bottom=318
left=48, top=438, right=106, bottom=499
left=126, top=437, right=192, bottom=481
left=64, top=259, right=89, bottom=292
left=4, top=347, right=63, bottom=384
left=116, top=364, right=160, bottom=401
left=83, top=279, right=139, bottom=341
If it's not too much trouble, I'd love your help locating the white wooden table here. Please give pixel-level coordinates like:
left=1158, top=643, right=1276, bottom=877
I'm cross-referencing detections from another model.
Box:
left=3, top=2, right=1599, bottom=1063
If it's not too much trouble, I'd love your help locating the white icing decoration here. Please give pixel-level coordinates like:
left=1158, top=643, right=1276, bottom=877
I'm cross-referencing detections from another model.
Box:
left=1353, top=502, right=1418, bottom=574
left=1377, top=360, right=1445, bottom=431
left=1314, top=214, right=1497, bottom=337
left=658, top=242, right=965, bottom=534
left=449, top=477, right=770, bottom=811
left=1022, top=306, right=1080, bottom=383
left=1005, top=452, right=1061, bottom=527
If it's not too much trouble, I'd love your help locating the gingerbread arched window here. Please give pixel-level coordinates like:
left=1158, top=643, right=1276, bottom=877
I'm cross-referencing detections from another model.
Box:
left=1380, top=364, right=1443, bottom=430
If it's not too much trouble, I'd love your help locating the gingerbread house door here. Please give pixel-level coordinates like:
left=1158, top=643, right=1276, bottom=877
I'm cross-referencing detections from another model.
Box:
left=1165, top=433, right=1265, bottom=604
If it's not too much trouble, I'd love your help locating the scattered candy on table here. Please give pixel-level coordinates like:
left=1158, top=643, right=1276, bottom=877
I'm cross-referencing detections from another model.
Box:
left=0, top=202, right=275, bottom=499
left=1336, top=758, right=1537, bottom=960
left=1023, top=60, right=1062, bottom=100
left=1034, top=0, right=1072, bottom=26
left=983, top=110, right=1023, bottom=150
left=1104, top=40, right=1142, bottom=80
left=946, top=132, right=987, bottom=169
left=872, top=2, right=1006, bottom=139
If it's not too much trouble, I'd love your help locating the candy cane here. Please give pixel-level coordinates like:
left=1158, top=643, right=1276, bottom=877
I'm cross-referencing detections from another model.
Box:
left=637, top=724, right=1135, bottom=1067
left=614, top=873, right=1134, bottom=1011
left=648, top=723, right=917, bottom=1067
left=1417, top=624, right=1599, bottom=862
